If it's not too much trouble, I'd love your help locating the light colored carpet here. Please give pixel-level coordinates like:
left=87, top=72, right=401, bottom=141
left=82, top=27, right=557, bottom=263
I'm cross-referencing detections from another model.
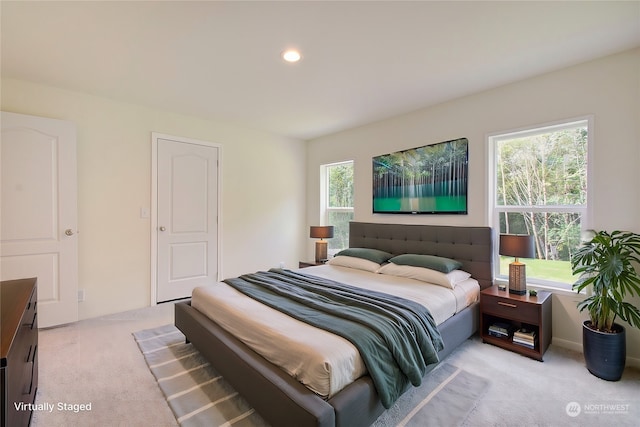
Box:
left=449, top=335, right=640, bottom=426
left=31, top=303, right=178, bottom=427
left=32, top=302, right=640, bottom=426
left=134, top=324, right=489, bottom=427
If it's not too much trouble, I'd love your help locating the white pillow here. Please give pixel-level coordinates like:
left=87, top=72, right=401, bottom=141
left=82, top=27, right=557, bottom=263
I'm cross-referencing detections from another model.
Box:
left=326, top=255, right=381, bottom=273
left=378, top=262, right=471, bottom=289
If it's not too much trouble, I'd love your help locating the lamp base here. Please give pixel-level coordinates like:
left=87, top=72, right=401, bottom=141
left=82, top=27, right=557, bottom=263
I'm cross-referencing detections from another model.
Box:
left=508, top=262, right=527, bottom=295
left=315, top=240, right=328, bottom=263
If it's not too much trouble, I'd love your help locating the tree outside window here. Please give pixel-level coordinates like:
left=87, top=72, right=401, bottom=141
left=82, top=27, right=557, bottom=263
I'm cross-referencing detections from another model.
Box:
left=491, top=119, right=589, bottom=289
left=322, top=161, right=354, bottom=255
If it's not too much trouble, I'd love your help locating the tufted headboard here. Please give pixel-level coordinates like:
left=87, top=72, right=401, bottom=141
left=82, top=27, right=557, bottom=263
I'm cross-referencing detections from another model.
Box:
left=349, top=222, right=494, bottom=289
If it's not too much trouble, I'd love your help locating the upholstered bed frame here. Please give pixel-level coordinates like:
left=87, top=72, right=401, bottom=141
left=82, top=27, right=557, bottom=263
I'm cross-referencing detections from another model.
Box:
left=175, top=222, right=493, bottom=427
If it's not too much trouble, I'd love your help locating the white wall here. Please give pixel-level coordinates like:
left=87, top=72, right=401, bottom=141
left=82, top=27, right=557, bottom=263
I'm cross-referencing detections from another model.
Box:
left=306, top=48, right=640, bottom=365
left=1, top=78, right=307, bottom=320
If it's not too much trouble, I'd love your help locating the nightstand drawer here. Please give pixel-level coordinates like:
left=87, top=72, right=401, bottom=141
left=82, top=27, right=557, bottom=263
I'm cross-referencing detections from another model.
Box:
left=482, top=296, right=538, bottom=324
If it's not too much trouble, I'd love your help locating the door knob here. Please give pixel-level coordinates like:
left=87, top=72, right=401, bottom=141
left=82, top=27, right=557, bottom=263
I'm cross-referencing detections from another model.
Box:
left=159, top=226, right=166, bottom=232
left=65, top=229, right=74, bottom=236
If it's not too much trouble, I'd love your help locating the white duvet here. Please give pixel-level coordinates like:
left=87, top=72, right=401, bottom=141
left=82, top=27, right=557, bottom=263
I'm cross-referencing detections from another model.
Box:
left=191, top=264, right=479, bottom=399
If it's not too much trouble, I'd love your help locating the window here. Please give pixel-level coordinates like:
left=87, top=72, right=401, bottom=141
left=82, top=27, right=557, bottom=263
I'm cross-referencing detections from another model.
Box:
left=489, top=118, right=590, bottom=290
left=321, top=161, right=354, bottom=255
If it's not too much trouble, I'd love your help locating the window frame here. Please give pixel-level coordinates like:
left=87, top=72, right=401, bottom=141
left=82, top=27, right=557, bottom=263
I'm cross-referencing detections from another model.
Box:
left=320, top=160, right=354, bottom=255
left=487, top=116, right=593, bottom=292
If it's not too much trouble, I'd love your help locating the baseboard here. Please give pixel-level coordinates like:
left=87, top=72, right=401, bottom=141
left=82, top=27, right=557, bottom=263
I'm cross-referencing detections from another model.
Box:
left=625, top=355, right=640, bottom=369
left=551, top=337, right=640, bottom=369
left=551, top=337, right=583, bottom=353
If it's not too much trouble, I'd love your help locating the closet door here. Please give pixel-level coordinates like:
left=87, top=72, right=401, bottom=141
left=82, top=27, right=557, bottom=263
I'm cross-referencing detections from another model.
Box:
left=153, top=134, right=220, bottom=303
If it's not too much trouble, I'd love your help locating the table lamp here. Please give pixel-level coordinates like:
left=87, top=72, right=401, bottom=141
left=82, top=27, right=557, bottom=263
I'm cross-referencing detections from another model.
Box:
left=499, top=234, right=535, bottom=295
left=310, top=226, right=334, bottom=262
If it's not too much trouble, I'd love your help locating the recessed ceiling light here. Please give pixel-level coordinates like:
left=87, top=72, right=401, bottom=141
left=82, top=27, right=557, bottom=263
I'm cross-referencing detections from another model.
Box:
left=282, top=49, right=302, bottom=63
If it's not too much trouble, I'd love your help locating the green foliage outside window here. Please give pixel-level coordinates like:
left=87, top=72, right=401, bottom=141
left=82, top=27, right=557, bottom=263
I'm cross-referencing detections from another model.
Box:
left=328, top=163, right=354, bottom=208
left=326, top=162, right=354, bottom=252
left=496, top=123, right=588, bottom=285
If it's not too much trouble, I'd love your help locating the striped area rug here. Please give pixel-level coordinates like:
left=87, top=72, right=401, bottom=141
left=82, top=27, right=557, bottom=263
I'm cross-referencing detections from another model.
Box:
left=133, top=324, right=269, bottom=427
left=134, top=325, right=488, bottom=427
left=371, top=362, right=488, bottom=427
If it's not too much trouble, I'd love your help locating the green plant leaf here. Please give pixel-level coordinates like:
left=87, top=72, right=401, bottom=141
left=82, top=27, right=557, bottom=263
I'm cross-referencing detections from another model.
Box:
left=571, top=230, right=640, bottom=331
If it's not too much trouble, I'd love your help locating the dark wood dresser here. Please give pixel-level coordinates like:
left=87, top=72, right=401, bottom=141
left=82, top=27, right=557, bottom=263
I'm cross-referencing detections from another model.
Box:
left=1, top=278, right=38, bottom=427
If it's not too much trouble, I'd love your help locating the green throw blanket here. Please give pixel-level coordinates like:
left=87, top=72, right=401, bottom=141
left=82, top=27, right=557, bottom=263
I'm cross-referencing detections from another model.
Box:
left=223, top=268, right=444, bottom=408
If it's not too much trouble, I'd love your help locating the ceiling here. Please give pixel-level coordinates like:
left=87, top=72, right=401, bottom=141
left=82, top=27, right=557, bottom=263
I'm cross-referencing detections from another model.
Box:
left=2, top=1, right=639, bottom=140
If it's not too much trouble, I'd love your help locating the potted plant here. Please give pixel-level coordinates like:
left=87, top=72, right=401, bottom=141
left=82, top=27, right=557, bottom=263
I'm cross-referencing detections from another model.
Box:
left=571, top=230, right=640, bottom=381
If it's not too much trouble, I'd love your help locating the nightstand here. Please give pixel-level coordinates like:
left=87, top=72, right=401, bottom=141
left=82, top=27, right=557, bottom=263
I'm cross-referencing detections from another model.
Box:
left=298, top=261, right=325, bottom=268
left=480, top=286, right=552, bottom=361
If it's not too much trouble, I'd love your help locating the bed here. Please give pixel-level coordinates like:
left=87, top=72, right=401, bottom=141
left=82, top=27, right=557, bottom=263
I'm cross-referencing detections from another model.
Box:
left=175, top=222, right=494, bottom=427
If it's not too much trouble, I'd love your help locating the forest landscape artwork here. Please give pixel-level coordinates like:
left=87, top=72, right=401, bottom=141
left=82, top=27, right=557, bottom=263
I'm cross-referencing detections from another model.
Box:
left=373, top=138, right=468, bottom=214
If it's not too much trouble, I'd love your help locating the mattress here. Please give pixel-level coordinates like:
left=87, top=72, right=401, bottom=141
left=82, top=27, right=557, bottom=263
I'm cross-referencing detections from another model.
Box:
left=191, top=264, right=479, bottom=399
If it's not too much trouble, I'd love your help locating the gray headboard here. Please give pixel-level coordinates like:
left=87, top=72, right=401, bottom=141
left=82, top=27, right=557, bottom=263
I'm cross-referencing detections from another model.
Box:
left=349, top=222, right=494, bottom=289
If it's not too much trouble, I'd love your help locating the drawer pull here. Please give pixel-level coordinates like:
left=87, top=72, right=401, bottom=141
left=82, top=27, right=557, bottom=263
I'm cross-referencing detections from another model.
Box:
left=498, top=301, right=517, bottom=308
left=24, top=345, right=37, bottom=395
left=23, top=360, right=34, bottom=395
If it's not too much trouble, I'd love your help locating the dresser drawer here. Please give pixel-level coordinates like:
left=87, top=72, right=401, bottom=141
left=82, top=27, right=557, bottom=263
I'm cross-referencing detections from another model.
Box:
left=1, top=278, right=38, bottom=427
left=482, top=295, right=539, bottom=324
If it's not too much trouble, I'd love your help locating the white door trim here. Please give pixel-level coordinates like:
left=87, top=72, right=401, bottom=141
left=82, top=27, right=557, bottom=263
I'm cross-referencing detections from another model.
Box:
left=150, top=132, right=223, bottom=305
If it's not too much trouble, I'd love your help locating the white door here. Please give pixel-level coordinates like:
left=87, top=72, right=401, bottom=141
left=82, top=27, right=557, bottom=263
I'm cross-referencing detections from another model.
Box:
left=153, top=134, right=220, bottom=303
left=1, top=111, right=78, bottom=327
